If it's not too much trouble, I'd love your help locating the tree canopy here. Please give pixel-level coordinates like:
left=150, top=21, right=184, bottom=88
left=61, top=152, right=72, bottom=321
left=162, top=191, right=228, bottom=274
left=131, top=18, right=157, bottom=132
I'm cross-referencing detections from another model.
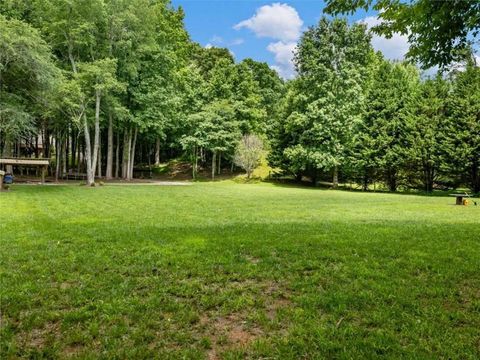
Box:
left=325, top=0, right=480, bottom=68
left=1, top=2, right=480, bottom=193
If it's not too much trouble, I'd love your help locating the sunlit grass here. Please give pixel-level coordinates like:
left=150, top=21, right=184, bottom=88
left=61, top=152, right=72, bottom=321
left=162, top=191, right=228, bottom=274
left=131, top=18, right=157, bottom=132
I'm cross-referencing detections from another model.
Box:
left=1, top=182, right=479, bottom=359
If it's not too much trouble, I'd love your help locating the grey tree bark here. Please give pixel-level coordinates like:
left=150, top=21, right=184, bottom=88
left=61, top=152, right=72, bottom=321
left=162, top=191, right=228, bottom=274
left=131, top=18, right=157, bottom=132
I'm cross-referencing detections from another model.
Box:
left=155, top=138, right=160, bottom=166
left=62, top=136, right=67, bottom=175
left=211, top=151, right=216, bottom=180
left=106, top=113, right=113, bottom=179
left=3, top=138, right=13, bottom=173
left=122, top=129, right=132, bottom=180
left=115, top=131, right=120, bottom=179
left=82, top=112, right=94, bottom=185
left=332, top=165, right=339, bottom=189
left=55, top=136, right=60, bottom=181
left=128, top=127, right=138, bottom=180
left=90, top=89, right=101, bottom=183
left=97, top=136, right=102, bottom=178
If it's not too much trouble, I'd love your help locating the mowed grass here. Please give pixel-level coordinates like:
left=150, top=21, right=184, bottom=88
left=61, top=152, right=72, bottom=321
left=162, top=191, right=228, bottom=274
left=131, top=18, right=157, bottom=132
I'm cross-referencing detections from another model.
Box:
left=1, top=183, right=479, bottom=359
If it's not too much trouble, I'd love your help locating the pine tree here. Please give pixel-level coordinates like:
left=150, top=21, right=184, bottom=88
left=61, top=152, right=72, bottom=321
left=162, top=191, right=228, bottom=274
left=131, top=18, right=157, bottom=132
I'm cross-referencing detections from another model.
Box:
left=407, top=76, right=449, bottom=192
left=359, top=59, right=419, bottom=191
left=444, top=60, right=480, bottom=193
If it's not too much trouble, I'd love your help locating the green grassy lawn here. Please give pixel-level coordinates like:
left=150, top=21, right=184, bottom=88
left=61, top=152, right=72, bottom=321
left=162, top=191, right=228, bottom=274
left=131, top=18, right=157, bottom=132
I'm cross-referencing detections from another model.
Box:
left=1, top=183, right=479, bottom=359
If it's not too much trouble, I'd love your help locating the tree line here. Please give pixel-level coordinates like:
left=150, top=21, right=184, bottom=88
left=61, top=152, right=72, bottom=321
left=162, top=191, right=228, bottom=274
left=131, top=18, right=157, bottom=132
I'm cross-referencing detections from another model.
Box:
left=0, top=1, right=479, bottom=193
left=270, top=18, right=480, bottom=193
left=0, top=0, right=283, bottom=185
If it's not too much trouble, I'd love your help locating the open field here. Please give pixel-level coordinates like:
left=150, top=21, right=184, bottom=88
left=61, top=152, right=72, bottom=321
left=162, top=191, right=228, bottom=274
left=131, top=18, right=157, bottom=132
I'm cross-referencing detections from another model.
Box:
left=1, top=183, right=479, bottom=359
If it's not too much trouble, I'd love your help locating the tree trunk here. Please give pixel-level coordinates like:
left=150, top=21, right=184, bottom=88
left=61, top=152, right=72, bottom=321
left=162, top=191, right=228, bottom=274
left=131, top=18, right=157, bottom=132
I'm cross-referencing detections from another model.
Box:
left=122, top=131, right=128, bottom=179
left=123, top=129, right=132, bottom=180
left=362, top=169, right=369, bottom=191
left=71, top=130, right=76, bottom=169
left=217, top=152, right=221, bottom=175
left=55, top=136, right=60, bottom=182
left=424, top=165, right=434, bottom=193
left=90, top=89, right=101, bottom=182
left=472, top=160, right=480, bottom=193
left=77, top=141, right=82, bottom=174
left=83, top=113, right=94, bottom=186
left=43, top=126, right=50, bottom=159
left=106, top=113, right=113, bottom=179
left=3, top=138, right=13, bottom=173
left=192, top=145, right=197, bottom=179
left=97, top=138, right=102, bottom=178
left=129, top=127, right=138, bottom=180
left=332, top=165, right=339, bottom=189
left=387, top=168, right=397, bottom=192
left=155, top=137, right=160, bottom=166
left=35, top=135, right=39, bottom=158
left=211, top=151, right=216, bottom=180
left=115, top=131, right=120, bottom=179
left=62, top=135, right=67, bottom=176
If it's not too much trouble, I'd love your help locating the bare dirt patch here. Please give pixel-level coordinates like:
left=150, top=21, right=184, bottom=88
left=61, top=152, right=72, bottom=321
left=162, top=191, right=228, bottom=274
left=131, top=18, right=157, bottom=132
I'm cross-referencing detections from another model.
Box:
left=199, top=280, right=294, bottom=359
left=213, top=314, right=263, bottom=345
left=266, top=297, right=292, bottom=321
left=17, top=321, right=61, bottom=349
left=245, top=255, right=260, bottom=265
left=200, top=312, right=262, bottom=360
left=261, top=280, right=293, bottom=321
left=63, top=344, right=84, bottom=357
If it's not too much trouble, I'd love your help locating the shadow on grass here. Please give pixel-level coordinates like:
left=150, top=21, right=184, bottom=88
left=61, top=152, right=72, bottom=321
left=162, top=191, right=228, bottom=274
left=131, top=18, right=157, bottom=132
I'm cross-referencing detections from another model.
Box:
left=265, top=179, right=479, bottom=198
left=2, top=220, right=480, bottom=359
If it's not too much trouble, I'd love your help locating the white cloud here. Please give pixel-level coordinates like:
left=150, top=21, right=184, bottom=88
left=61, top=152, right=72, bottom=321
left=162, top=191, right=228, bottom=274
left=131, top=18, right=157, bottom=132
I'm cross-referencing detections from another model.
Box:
left=235, top=3, right=302, bottom=79
left=359, top=16, right=409, bottom=61
left=444, top=54, right=480, bottom=74
left=210, top=35, right=223, bottom=44
left=205, top=43, right=213, bottom=49
left=234, top=3, right=303, bottom=42
left=267, top=41, right=297, bottom=79
left=230, top=38, right=244, bottom=46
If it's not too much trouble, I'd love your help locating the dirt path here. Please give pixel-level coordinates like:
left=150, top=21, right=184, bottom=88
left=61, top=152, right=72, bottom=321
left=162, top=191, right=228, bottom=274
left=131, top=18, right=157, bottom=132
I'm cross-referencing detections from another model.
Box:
left=107, top=181, right=192, bottom=186
left=14, top=181, right=192, bottom=186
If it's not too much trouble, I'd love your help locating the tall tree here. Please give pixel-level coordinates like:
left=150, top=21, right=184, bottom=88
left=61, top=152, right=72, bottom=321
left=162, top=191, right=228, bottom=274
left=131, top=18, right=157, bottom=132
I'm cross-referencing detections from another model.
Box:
left=0, top=14, right=59, bottom=161
left=444, top=60, right=480, bottom=193
left=286, top=18, right=373, bottom=187
left=362, top=59, right=419, bottom=191
left=75, top=59, right=124, bottom=184
left=407, top=75, right=449, bottom=192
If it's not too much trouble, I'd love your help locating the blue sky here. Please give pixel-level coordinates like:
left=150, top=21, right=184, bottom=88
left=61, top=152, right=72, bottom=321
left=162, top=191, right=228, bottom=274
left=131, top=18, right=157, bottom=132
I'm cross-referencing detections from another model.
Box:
left=170, top=1, right=411, bottom=78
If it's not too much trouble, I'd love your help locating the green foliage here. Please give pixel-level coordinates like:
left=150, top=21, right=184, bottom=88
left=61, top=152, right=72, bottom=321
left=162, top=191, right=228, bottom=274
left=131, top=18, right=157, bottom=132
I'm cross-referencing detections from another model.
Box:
left=325, top=0, right=480, bottom=68
left=275, top=18, right=373, bottom=185
left=2, top=0, right=478, bottom=192
left=443, top=61, right=480, bottom=192
left=406, top=75, right=450, bottom=192
left=353, top=59, right=420, bottom=191
left=0, top=14, right=59, bottom=147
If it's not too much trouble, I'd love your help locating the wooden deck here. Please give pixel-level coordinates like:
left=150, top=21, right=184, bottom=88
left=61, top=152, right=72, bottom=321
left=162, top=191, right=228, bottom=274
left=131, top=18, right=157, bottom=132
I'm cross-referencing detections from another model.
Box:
left=0, top=158, right=49, bottom=183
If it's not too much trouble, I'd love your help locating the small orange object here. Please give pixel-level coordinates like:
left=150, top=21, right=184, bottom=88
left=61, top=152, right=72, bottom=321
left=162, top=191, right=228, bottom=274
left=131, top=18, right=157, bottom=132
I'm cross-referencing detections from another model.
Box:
left=463, top=199, right=469, bottom=206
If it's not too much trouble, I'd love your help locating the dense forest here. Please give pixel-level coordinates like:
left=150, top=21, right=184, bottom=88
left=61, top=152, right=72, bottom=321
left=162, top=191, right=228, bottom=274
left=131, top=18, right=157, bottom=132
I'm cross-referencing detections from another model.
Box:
left=1, top=0, right=479, bottom=192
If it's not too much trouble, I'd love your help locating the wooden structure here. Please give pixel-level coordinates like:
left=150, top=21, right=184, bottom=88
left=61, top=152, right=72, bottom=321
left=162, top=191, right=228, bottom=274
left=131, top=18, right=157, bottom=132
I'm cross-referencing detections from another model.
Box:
left=0, top=170, right=4, bottom=191
left=0, top=158, right=49, bottom=184
left=450, top=193, right=470, bottom=205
